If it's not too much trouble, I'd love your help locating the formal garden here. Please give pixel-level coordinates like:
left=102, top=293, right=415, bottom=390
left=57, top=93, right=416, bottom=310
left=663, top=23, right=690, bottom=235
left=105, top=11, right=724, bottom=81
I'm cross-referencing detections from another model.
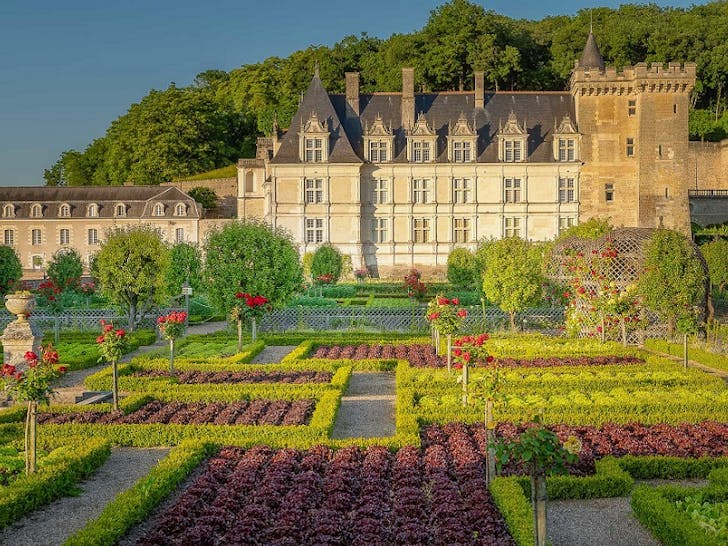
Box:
left=0, top=219, right=728, bottom=545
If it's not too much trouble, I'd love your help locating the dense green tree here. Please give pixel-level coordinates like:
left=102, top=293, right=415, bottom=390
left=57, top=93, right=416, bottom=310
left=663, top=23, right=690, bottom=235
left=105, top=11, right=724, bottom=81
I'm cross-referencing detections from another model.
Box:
left=700, top=239, right=728, bottom=294
left=482, top=237, right=544, bottom=329
left=165, top=242, right=203, bottom=297
left=46, top=248, right=83, bottom=291
left=187, top=187, right=218, bottom=209
left=636, top=229, right=707, bottom=335
left=203, top=220, right=302, bottom=315
left=310, top=244, right=344, bottom=284
left=92, top=226, right=171, bottom=330
left=0, top=246, right=22, bottom=296
left=447, top=247, right=477, bottom=289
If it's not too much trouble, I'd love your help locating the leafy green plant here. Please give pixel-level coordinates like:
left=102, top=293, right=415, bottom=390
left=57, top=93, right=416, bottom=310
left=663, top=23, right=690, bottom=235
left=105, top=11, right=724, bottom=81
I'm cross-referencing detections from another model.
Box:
left=310, top=244, right=344, bottom=284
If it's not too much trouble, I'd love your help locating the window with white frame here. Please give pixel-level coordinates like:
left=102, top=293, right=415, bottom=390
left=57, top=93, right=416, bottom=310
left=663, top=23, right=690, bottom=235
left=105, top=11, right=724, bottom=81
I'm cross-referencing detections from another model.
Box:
left=558, top=139, right=576, bottom=161
left=412, top=179, right=431, bottom=204
left=174, top=203, right=187, bottom=216
left=59, top=204, right=71, bottom=217
left=503, top=140, right=522, bottom=162
left=305, top=178, right=324, bottom=204
left=87, top=204, right=99, bottom=217
left=305, top=218, right=324, bottom=243
left=175, top=228, right=185, bottom=243
left=504, top=217, right=521, bottom=238
left=452, top=141, right=472, bottom=162
left=114, top=203, right=126, bottom=217
left=31, top=229, right=42, bottom=245
left=371, top=218, right=388, bottom=243
left=558, top=217, right=576, bottom=234
left=504, top=178, right=522, bottom=203
left=368, top=141, right=388, bottom=163
left=4, top=229, right=14, bottom=246
left=59, top=229, right=70, bottom=245
left=452, top=178, right=471, bottom=204
left=31, top=204, right=43, bottom=218
left=558, top=177, right=576, bottom=203
left=153, top=203, right=165, bottom=216
left=453, top=218, right=470, bottom=243
left=372, top=179, right=389, bottom=204
left=413, top=218, right=431, bottom=243
left=88, top=228, right=99, bottom=245
left=304, top=138, right=324, bottom=163
left=2, top=204, right=14, bottom=218
left=412, top=141, right=431, bottom=163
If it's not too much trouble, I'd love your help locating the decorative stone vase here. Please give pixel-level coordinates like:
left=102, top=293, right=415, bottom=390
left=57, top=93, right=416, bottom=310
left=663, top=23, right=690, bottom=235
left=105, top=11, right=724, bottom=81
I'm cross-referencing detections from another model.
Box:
left=4, top=293, right=35, bottom=322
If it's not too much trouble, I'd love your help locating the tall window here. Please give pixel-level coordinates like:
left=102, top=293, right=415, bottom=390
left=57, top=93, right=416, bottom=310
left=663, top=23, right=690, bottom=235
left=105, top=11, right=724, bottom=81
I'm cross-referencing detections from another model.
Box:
left=452, top=141, right=472, bottom=162
left=412, top=141, right=431, bottom=163
left=88, top=228, right=99, bottom=245
left=115, top=203, right=126, bottom=217
left=368, top=141, right=388, bottom=162
left=504, top=217, right=521, bottom=238
left=59, top=229, right=70, bottom=245
left=175, top=203, right=187, bottom=216
left=412, top=179, right=431, bottom=204
left=153, top=203, right=164, bottom=216
left=452, top=179, right=471, bottom=204
left=3, top=204, right=14, bottom=218
left=175, top=228, right=185, bottom=243
left=628, top=99, right=636, bottom=116
left=413, top=218, right=431, bottom=243
left=304, top=138, right=323, bottom=162
left=59, top=204, right=71, bottom=217
left=305, top=218, right=324, bottom=243
left=605, top=183, right=615, bottom=202
left=87, top=204, right=98, bottom=217
left=453, top=218, right=470, bottom=243
left=371, top=218, right=388, bottom=243
left=3, top=229, right=14, bottom=246
left=558, top=178, right=576, bottom=203
left=504, top=140, right=522, bottom=162
left=558, top=139, right=575, bottom=161
left=305, top=178, right=323, bottom=204
left=31, top=229, right=42, bottom=245
left=372, top=179, right=388, bottom=204
left=626, top=138, right=635, bottom=157
left=559, top=217, right=576, bottom=234
left=504, top=178, right=522, bottom=203
left=31, top=204, right=43, bottom=218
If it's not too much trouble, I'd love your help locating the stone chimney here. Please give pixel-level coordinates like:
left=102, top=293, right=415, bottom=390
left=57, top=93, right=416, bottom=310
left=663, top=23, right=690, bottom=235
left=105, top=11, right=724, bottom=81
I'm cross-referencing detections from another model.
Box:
left=474, top=71, right=484, bottom=109
left=345, top=72, right=360, bottom=119
left=401, top=67, right=415, bottom=130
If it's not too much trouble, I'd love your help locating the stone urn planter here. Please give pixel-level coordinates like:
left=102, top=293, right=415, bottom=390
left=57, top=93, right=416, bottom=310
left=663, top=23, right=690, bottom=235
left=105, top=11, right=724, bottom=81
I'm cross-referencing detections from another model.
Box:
left=4, top=293, right=35, bottom=322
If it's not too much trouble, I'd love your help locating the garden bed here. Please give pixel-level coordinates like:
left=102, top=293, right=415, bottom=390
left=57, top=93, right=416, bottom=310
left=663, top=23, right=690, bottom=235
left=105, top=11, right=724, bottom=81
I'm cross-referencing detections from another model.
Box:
left=131, top=369, right=333, bottom=384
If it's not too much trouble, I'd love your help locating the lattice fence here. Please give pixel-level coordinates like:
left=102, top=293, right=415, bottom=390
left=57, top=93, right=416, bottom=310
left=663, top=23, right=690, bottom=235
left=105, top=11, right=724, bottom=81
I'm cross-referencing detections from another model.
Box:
left=0, top=308, right=185, bottom=332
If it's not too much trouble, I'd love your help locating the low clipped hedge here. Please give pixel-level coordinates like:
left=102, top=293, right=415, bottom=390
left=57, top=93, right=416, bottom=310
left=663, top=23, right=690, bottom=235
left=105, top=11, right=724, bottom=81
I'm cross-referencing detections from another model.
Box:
left=53, top=329, right=156, bottom=371
left=489, top=477, right=533, bottom=546
left=0, top=437, right=111, bottom=529
left=63, top=441, right=214, bottom=546
left=645, top=338, right=728, bottom=373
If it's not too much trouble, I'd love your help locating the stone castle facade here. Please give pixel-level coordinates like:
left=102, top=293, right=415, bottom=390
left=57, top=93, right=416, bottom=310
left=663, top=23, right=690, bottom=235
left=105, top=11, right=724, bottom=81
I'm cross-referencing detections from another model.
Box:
left=237, top=32, right=698, bottom=276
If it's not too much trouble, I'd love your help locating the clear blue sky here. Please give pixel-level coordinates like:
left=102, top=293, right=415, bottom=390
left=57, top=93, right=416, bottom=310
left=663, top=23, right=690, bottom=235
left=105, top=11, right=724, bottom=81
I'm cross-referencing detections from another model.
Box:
left=0, top=0, right=708, bottom=187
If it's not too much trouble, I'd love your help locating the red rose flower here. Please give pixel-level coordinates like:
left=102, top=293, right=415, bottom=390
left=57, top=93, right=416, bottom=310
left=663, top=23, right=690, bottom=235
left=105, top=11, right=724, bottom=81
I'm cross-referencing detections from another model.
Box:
left=457, top=309, right=467, bottom=318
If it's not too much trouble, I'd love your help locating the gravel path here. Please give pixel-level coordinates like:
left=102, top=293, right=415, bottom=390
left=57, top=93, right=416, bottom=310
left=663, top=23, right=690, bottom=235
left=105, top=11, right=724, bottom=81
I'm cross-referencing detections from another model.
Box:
left=331, top=372, right=396, bottom=438
left=0, top=447, right=169, bottom=546
left=249, top=345, right=297, bottom=364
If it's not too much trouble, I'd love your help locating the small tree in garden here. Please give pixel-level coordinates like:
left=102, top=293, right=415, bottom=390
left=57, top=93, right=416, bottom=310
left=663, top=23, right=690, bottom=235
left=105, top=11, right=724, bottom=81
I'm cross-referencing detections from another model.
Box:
left=157, top=311, right=187, bottom=374
left=447, top=247, right=478, bottom=289
left=0, top=245, right=22, bottom=296
left=310, top=244, right=344, bottom=285
left=495, top=415, right=581, bottom=546
left=354, top=268, right=368, bottom=282
left=0, top=345, right=65, bottom=474
left=425, top=295, right=467, bottom=370
left=231, top=292, right=269, bottom=349
left=636, top=229, right=707, bottom=338
left=700, top=239, right=728, bottom=298
left=403, top=269, right=427, bottom=301
left=452, top=333, right=492, bottom=405
left=96, top=320, right=127, bottom=411
left=482, top=237, right=544, bottom=330
left=165, top=242, right=203, bottom=297
left=473, top=356, right=506, bottom=485
left=46, top=248, right=83, bottom=291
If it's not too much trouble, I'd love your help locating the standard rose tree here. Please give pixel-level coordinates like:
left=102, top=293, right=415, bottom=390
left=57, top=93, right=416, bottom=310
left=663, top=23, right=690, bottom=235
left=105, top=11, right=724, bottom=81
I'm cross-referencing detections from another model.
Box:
left=96, top=320, right=127, bottom=411
left=425, top=295, right=468, bottom=371
left=231, top=292, right=269, bottom=350
left=157, top=311, right=187, bottom=374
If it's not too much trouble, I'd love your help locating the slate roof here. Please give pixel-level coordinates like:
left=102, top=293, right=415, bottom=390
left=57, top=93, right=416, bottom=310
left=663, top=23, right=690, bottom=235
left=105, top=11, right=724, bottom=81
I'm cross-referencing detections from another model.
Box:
left=273, top=76, right=575, bottom=164
left=0, top=186, right=200, bottom=219
left=579, top=31, right=605, bottom=70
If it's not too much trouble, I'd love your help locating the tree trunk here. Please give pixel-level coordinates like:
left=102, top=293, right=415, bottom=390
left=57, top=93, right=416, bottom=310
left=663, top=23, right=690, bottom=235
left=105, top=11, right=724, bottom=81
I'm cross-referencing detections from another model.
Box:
left=462, top=362, right=469, bottom=406
left=485, top=400, right=496, bottom=486
left=531, top=471, right=548, bottom=546
left=599, top=313, right=606, bottom=343
left=128, top=302, right=136, bottom=333
left=26, top=401, right=37, bottom=474
left=251, top=317, right=257, bottom=342
left=446, top=334, right=452, bottom=374
left=112, top=359, right=119, bottom=411
left=169, top=339, right=175, bottom=375
left=620, top=320, right=627, bottom=346
left=237, top=319, right=243, bottom=353
left=509, top=311, right=516, bottom=331
left=54, top=314, right=60, bottom=344
left=683, top=333, right=689, bottom=370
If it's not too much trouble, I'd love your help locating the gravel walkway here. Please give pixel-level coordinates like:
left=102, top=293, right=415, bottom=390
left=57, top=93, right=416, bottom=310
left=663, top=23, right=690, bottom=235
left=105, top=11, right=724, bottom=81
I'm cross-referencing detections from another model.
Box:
left=248, top=345, right=297, bottom=364
left=331, top=372, right=396, bottom=438
left=0, top=447, right=169, bottom=546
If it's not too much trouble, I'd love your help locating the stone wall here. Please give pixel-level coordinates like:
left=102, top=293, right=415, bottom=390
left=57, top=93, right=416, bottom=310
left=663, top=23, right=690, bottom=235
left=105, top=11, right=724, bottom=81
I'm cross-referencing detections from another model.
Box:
left=688, top=140, right=728, bottom=190
left=162, top=178, right=237, bottom=218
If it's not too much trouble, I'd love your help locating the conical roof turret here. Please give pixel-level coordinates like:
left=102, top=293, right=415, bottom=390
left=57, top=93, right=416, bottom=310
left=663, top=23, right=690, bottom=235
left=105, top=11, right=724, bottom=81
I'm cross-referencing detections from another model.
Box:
left=578, top=31, right=605, bottom=71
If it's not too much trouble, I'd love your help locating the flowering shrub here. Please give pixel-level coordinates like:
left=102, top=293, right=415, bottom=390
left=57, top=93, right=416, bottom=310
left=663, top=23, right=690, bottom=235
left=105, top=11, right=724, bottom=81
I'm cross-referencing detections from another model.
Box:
left=425, top=295, right=468, bottom=336
left=36, top=279, right=62, bottom=306
left=231, top=292, right=270, bottom=321
left=157, top=311, right=187, bottom=341
left=79, top=281, right=96, bottom=295
left=354, top=268, right=368, bottom=281
left=315, top=273, right=335, bottom=285
left=403, top=269, right=426, bottom=300
left=0, top=345, right=64, bottom=403
left=453, top=333, right=492, bottom=406
left=96, top=320, right=127, bottom=364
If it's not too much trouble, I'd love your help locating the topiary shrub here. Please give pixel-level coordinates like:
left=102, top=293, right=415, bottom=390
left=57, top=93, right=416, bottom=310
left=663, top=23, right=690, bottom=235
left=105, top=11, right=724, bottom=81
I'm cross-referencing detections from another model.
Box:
left=310, top=244, right=343, bottom=284
left=447, top=247, right=477, bottom=289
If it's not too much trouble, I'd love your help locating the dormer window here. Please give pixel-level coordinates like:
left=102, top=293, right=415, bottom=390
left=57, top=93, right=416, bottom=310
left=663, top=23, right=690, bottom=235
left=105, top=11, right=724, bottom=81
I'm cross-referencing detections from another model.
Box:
left=406, top=113, right=437, bottom=163
left=153, top=203, right=165, bottom=216
left=553, top=114, right=580, bottom=162
left=448, top=113, right=477, bottom=163
left=174, top=203, right=187, bottom=217
left=31, top=204, right=43, bottom=218
left=497, top=112, right=528, bottom=163
left=299, top=111, right=329, bottom=163
left=363, top=114, right=394, bottom=163
left=2, top=204, right=15, bottom=218
left=58, top=203, right=71, bottom=217
left=114, top=203, right=127, bottom=217
left=87, top=203, right=99, bottom=217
